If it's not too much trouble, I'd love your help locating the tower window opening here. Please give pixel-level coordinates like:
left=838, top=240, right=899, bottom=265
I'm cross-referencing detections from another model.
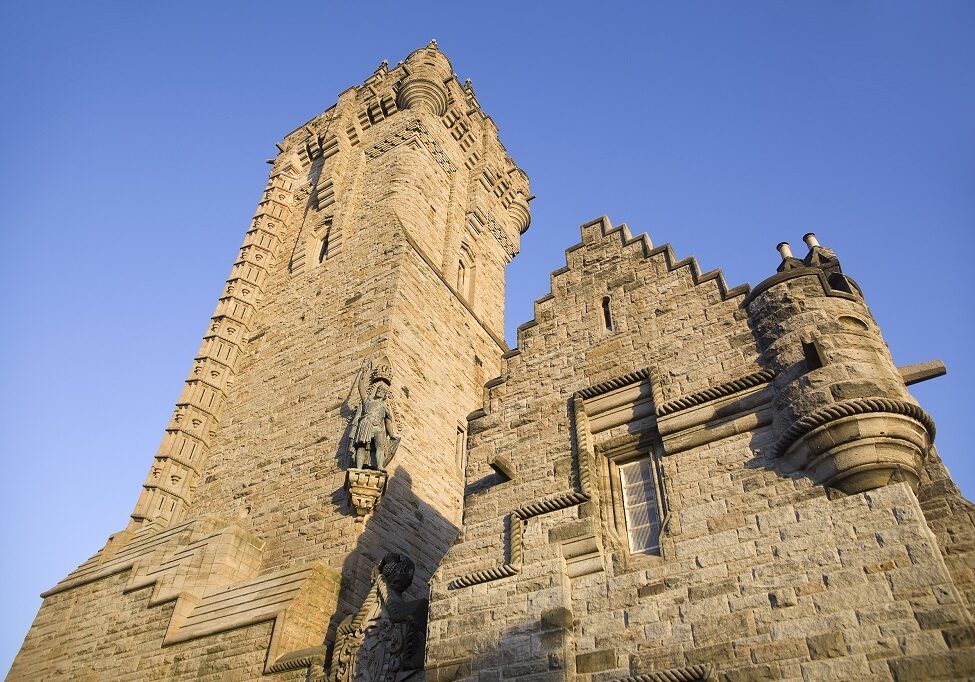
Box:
left=458, top=243, right=476, bottom=300
left=828, top=272, right=855, bottom=295
left=602, top=296, right=613, bottom=331
left=318, top=229, right=330, bottom=263
left=456, top=425, right=468, bottom=477
left=802, top=336, right=827, bottom=371
left=618, top=458, right=661, bottom=554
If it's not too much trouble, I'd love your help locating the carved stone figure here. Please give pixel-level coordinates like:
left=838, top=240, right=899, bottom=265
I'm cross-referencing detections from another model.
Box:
left=349, top=358, right=401, bottom=471
left=324, top=553, right=428, bottom=682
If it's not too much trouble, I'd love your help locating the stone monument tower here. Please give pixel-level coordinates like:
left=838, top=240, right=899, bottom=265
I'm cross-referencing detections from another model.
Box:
left=11, top=44, right=975, bottom=682
left=9, top=41, right=530, bottom=681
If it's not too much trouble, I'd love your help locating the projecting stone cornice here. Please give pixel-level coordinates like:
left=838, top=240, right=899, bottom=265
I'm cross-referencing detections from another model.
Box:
left=364, top=117, right=457, bottom=174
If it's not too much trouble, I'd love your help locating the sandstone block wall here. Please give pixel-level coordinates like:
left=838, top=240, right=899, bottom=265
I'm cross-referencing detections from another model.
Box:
left=10, top=43, right=531, bottom=681
left=11, top=45, right=975, bottom=682
left=426, top=218, right=975, bottom=681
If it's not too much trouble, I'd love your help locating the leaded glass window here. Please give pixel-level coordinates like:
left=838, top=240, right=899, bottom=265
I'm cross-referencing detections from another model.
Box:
left=619, top=458, right=661, bottom=554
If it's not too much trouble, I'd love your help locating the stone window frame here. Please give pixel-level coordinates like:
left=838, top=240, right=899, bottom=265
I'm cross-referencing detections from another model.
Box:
left=310, top=215, right=334, bottom=266
left=595, top=432, right=671, bottom=566
left=455, top=422, right=468, bottom=479
left=457, top=241, right=476, bottom=300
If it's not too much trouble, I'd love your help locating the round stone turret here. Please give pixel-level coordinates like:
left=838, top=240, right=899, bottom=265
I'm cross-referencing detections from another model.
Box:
left=508, top=191, right=531, bottom=234
left=745, top=236, right=934, bottom=495
left=396, top=41, right=451, bottom=116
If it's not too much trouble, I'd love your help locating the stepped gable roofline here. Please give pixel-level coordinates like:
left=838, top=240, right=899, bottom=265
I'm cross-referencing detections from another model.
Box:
left=507, top=216, right=750, bottom=356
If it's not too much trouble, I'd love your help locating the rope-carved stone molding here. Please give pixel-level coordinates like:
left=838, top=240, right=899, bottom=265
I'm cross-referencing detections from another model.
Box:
left=770, top=397, right=937, bottom=459
left=268, top=650, right=324, bottom=674
left=575, top=368, right=653, bottom=401
left=655, top=369, right=775, bottom=417
left=448, top=367, right=777, bottom=589
left=447, top=512, right=520, bottom=588
left=447, top=492, right=589, bottom=589
left=571, top=366, right=775, bottom=419
left=612, top=664, right=714, bottom=682
left=447, top=398, right=593, bottom=590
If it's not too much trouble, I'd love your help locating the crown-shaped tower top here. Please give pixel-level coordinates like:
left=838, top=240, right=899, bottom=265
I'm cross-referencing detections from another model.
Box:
left=276, top=42, right=532, bottom=241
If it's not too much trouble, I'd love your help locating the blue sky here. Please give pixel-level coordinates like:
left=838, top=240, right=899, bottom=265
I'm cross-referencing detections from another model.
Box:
left=1, top=1, right=973, bottom=673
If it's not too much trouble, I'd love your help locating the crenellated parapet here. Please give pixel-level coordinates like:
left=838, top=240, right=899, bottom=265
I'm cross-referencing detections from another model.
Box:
left=273, top=40, right=531, bottom=327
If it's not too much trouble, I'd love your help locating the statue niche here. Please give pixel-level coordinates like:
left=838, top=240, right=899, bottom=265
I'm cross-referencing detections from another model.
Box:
left=345, top=356, right=402, bottom=517
left=323, top=552, right=428, bottom=682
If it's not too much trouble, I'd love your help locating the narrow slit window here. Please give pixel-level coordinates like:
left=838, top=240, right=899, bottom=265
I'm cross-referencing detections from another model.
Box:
left=802, top=336, right=827, bottom=371
left=455, top=425, right=467, bottom=476
left=602, top=296, right=613, bottom=331
left=315, top=217, right=334, bottom=265
left=458, top=243, right=476, bottom=300
left=318, top=229, right=331, bottom=263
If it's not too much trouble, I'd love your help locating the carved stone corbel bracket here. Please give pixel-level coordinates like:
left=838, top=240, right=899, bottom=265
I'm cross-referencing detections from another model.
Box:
left=346, top=468, right=387, bottom=518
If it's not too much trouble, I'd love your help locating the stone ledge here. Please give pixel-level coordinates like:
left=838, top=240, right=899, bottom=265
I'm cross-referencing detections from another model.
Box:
left=42, top=516, right=340, bottom=676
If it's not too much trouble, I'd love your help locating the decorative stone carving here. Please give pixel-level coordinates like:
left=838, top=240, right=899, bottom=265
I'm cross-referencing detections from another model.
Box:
left=395, top=78, right=449, bottom=116
left=365, top=119, right=456, bottom=174
left=346, top=469, right=388, bottom=517
left=775, top=398, right=934, bottom=495
left=508, top=194, right=531, bottom=235
left=344, top=356, right=401, bottom=517
left=349, top=357, right=401, bottom=471
left=323, top=553, right=428, bottom=682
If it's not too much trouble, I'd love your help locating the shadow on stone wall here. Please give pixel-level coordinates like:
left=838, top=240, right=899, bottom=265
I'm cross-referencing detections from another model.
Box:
left=323, top=465, right=458, bottom=666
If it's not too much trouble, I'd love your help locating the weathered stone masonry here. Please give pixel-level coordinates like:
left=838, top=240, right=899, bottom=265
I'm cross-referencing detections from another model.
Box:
left=10, top=44, right=975, bottom=682
left=426, top=219, right=975, bottom=681
left=9, top=42, right=529, bottom=681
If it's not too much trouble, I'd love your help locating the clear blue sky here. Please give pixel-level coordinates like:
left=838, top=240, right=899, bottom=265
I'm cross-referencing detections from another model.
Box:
left=1, top=1, right=972, bottom=674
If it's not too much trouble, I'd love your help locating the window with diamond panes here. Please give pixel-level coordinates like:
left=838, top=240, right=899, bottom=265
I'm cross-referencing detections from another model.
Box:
left=619, top=458, right=661, bottom=554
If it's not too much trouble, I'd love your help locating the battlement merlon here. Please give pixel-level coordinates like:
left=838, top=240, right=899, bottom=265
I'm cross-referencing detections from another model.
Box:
left=273, top=40, right=532, bottom=258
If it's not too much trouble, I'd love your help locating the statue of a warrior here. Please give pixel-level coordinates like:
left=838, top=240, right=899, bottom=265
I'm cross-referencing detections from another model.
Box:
left=349, top=358, right=401, bottom=471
